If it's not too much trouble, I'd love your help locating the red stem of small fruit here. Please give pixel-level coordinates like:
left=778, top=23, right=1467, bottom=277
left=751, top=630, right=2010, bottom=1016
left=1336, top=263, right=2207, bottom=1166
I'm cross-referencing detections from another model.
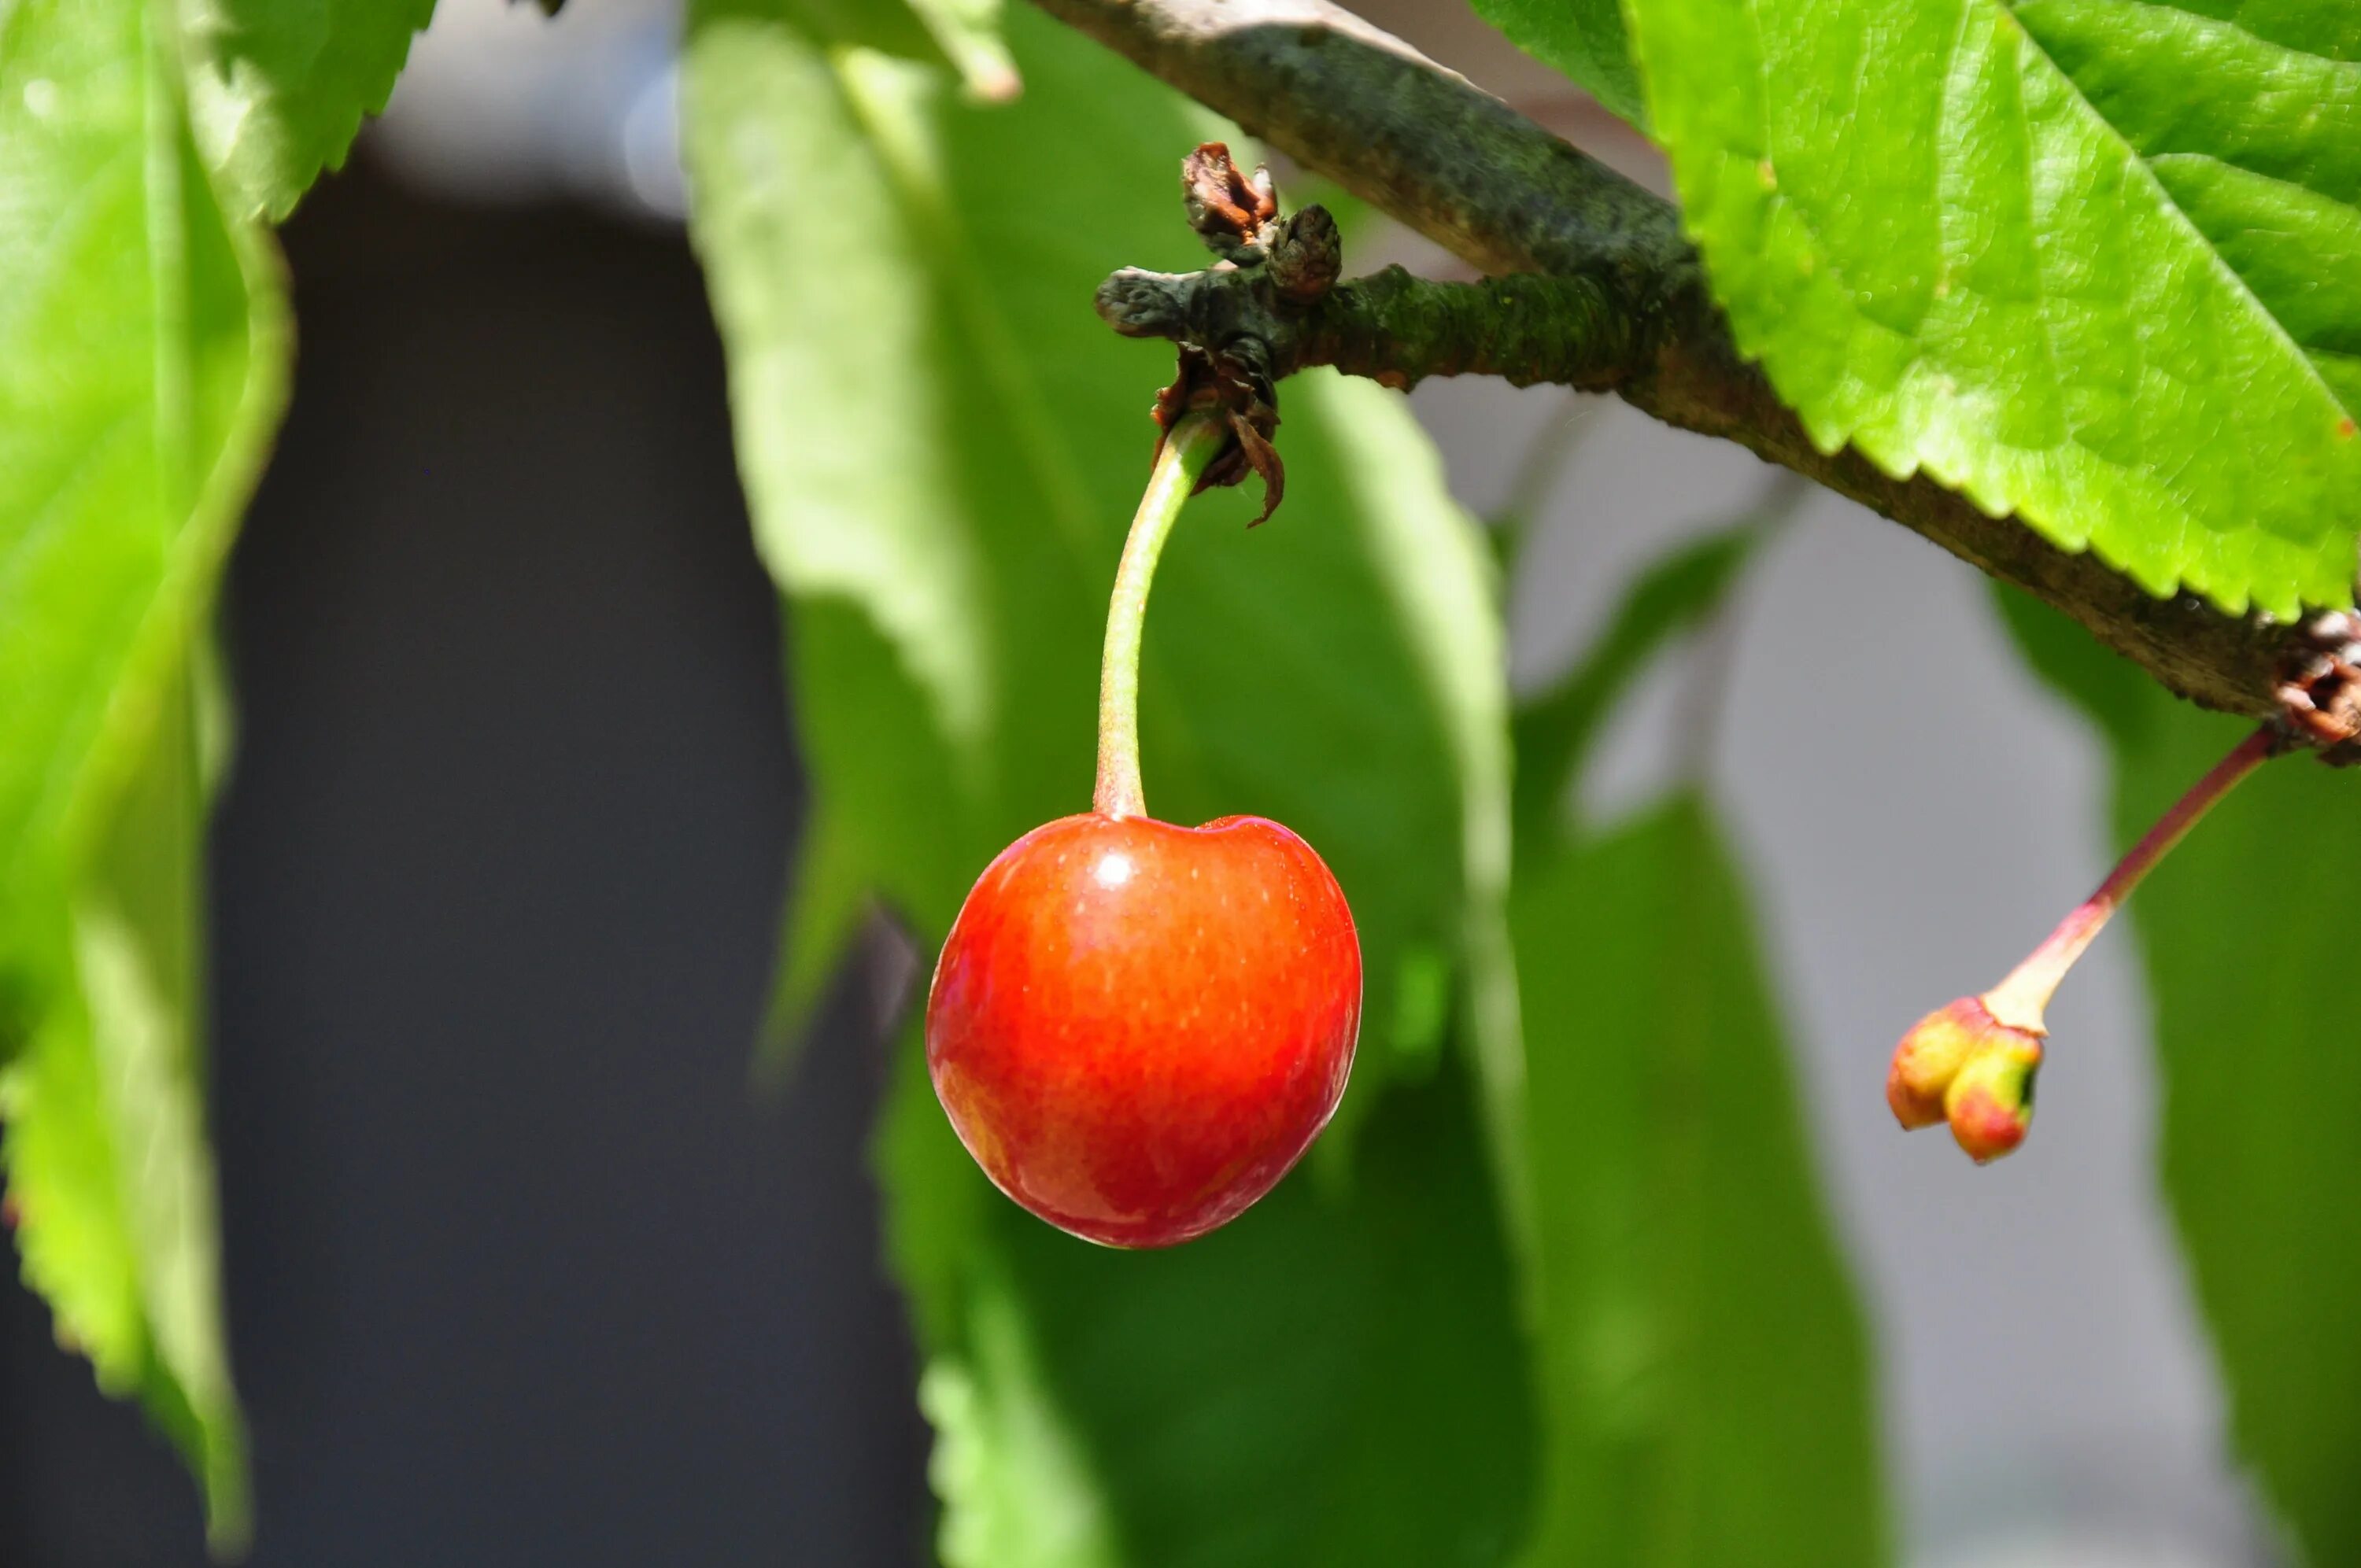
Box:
left=1095, top=414, right=1227, bottom=819
left=1983, top=724, right=2279, bottom=1027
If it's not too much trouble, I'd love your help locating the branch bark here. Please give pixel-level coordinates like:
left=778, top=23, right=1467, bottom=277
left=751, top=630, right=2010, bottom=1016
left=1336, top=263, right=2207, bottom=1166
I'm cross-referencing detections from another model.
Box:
left=1099, top=264, right=1642, bottom=393
left=1036, top=0, right=2350, bottom=731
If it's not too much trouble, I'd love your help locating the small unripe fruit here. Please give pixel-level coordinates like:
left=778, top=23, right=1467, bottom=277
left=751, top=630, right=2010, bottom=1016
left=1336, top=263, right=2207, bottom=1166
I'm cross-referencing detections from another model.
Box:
left=1944, top=1034, right=2041, bottom=1163
left=1886, top=994, right=2045, bottom=1160
left=1882, top=726, right=2277, bottom=1165
left=1886, top=996, right=2006, bottom=1129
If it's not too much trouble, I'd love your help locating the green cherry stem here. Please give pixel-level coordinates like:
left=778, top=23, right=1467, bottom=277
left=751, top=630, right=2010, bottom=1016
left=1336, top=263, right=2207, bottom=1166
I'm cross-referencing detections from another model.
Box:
left=1095, top=413, right=1228, bottom=820
left=1982, top=723, right=2281, bottom=1028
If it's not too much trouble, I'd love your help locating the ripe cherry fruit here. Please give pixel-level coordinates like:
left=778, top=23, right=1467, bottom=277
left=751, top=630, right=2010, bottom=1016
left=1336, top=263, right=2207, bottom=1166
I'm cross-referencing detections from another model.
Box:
left=928, top=811, right=1359, bottom=1248
left=925, top=414, right=1362, bottom=1248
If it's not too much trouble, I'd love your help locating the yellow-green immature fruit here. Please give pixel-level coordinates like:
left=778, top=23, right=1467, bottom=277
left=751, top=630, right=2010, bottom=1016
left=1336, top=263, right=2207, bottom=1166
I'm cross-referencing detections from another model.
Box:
left=1883, top=725, right=2279, bottom=1164
left=1943, top=1031, right=2041, bottom=1162
left=1886, top=994, right=2040, bottom=1131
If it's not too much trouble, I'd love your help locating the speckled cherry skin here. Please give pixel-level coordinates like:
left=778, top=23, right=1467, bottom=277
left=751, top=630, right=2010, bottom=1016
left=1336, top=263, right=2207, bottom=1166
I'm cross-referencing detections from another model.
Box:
left=925, top=810, right=1362, bottom=1249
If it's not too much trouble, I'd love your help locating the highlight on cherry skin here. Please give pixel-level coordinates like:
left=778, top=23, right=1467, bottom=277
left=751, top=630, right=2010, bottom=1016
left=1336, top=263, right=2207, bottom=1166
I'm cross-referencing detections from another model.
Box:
left=926, top=810, right=1362, bottom=1248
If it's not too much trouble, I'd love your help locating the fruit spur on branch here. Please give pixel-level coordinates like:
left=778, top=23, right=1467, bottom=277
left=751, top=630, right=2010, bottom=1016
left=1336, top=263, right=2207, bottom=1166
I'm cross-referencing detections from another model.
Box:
left=923, top=149, right=1361, bottom=1249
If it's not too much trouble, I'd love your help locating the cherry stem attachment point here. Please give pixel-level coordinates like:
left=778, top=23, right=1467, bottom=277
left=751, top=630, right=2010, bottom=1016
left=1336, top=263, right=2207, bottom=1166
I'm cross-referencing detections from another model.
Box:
left=1983, top=724, right=2281, bottom=1028
left=1096, top=413, right=1228, bottom=819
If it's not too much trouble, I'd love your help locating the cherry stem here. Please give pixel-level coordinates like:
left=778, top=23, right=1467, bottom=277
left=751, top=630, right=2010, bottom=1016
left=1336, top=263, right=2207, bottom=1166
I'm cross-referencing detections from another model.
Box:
left=1095, top=413, right=1227, bottom=819
left=1983, top=724, right=2280, bottom=1028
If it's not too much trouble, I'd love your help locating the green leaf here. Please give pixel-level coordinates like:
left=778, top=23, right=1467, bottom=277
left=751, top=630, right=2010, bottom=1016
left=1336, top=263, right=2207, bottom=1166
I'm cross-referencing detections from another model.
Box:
left=7, top=679, right=250, bottom=1548
left=773, top=0, right=1018, bottom=101
left=2001, top=589, right=2361, bottom=1561
left=181, top=0, right=439, bottom=220
left=1509, top=797, right=1886, bottom=1567
left=753, top=791, right=873, bottom=1084
left=1510, top=508, right=1775, bottom=838
left=0, top=0, right=285, bottom=1540
left=683, top=0, right=1516, bottom=1150
left=880, top=1020, right=1541, bottom=1568
left=1469, top=0, right=1645, bottom=127
left=1624, top=0, right=2361, bottom=619
left=904, top=0, right=1019, bottom=102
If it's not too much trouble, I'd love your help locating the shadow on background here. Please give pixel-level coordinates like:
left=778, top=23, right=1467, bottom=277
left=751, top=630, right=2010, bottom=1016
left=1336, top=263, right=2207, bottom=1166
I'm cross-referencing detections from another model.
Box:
left=0, top=164, right=929, bottom=1566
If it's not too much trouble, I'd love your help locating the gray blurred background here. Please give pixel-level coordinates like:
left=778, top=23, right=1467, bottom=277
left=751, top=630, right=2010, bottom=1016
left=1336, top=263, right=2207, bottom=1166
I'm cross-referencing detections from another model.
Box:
left=0, top=2, right=2285, bottom=1562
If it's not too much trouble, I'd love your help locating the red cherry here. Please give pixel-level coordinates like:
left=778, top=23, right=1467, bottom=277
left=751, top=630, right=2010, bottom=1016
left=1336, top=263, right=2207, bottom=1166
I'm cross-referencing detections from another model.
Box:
left=925, top=810, right=1361, bottom=1249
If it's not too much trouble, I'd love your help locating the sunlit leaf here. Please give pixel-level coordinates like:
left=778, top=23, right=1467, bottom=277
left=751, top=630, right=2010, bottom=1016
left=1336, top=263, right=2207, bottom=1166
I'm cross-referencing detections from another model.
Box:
left=778, top=0, right=1018, bottom=101
left=1625, top=0, right=2361, bottom=618
left=181, top=0, right=439, bottom=220
left=7, top=681, right=249, bottom=1545
left=1469, top=0, right=1643, bottom=126
left=0, top=0, right=285, bottom=1540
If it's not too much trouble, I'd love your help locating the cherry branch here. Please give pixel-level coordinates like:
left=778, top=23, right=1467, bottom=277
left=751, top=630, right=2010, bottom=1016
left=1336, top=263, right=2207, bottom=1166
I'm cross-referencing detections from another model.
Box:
left=1099, top=264, right=1639, bottom=393
left=1037, top=0, right=2361, bottom=743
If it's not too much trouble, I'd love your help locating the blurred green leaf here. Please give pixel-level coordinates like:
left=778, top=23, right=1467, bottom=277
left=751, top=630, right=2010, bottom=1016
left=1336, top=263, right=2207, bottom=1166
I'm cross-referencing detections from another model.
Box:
left=1469, top=0, right=1644, bottom=126
left=881, top=1020, right=1540, bottom=1568
left=8, top=681, right=250, bottom=1547
left=754, top=791, right=872, bottom=1082
left=778, top=0, right=1018, bottom=101
left=0, top=0, right=283, bottom=1540
left=1510, top=514, right=1770, bottom=838
left=2001, top=588, right=2361, bottom=1560
left=904, top=0, right=1018, bottom=102
left=1509, top=796, right=1884, bottom=1566
left=1624, top=0, right=2361, bottom=619
left=182, top=0, right=438, bottom=220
